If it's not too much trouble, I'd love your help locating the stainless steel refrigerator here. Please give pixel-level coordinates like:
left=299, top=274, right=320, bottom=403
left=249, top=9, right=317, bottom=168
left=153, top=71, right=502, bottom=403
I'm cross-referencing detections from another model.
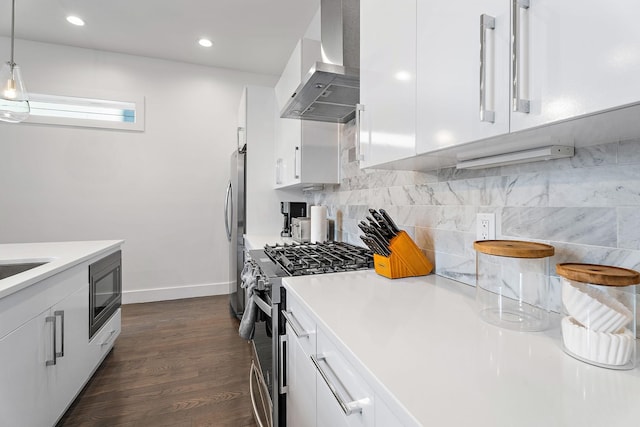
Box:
left=224, top=149, right=246, bottom=319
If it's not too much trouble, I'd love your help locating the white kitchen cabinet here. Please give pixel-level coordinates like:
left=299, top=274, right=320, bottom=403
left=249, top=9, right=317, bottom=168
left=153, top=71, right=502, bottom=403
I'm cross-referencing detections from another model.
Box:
left=284, top=295, right=317, bottom=427
left=0, top=250, right=121, bottom=427
left=416, top=0, right=510, bottom=154
left=315, top=329, right=374, bottom=427
left=418, top=0, right=640, bottom=156
left=0, top=309, right=50, bottom=427
left=509, top=0, right=640, bottom=132
left=240, top=85, right=298, bottom=236
left=285, top=323, right=317, bottom=427
left=358, top=0, right=417, bottom=168
left=274, top=38, right=340, bottom=188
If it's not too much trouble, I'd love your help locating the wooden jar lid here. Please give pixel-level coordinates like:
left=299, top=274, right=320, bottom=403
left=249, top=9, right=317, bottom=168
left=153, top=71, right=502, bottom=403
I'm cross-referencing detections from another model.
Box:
left=556, top=263, right=640, bottom=287
left=473, top=240, right=555, bottom=258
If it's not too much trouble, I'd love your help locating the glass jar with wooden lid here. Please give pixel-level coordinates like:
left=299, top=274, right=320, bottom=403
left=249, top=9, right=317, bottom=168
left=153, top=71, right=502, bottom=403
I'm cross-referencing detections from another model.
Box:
left=557, top=263, right=639, bottom=370
left=474, top=240, right=555, bottom=331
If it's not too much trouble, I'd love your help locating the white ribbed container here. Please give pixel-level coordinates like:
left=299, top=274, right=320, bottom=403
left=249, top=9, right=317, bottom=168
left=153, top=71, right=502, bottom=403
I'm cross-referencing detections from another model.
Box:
left=557, top=263, right=639, bottom=370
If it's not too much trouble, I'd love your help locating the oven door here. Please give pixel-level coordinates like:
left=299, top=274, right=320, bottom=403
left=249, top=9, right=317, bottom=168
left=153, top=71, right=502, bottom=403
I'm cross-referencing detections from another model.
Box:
left=250, top=290, right=276, bottom=427
left=89, top=251, right=122, bottom=339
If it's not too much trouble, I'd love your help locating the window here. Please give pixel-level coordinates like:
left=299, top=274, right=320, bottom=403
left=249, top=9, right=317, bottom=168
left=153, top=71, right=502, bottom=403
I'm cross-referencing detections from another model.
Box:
left=24, top=93, right=145, bottom=131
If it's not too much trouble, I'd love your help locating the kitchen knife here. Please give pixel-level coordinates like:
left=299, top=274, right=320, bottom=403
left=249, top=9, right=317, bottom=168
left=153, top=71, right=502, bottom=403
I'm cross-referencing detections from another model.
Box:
left=362, top=235, right=391, bottom=257
left=359, top=235, right=377, bottom=253
left=369, top=209, right=396, bottom=238
left=363, top=220, right=390, bottom=245
left=379, top=209, right=401, bottom=234
left=369, top=233, right=391, bottom=256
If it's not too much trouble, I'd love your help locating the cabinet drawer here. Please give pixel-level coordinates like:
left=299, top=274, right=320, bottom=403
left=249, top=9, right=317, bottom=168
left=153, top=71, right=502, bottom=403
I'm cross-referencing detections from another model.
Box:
left=88, top=308, right=121, bottom=363
left=316, top=328, right=374, bottom=427
left=283, top=294, right=316, bottom=356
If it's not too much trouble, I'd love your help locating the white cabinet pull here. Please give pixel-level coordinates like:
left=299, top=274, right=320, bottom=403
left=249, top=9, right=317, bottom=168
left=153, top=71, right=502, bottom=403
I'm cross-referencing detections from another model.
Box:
left=311, top=354, right=366, bottom=416
left=281, top=310, right=309, bottom=338
left=512, top=0, right=530, bottom=113
left=479, top=14, right=496, bottom=123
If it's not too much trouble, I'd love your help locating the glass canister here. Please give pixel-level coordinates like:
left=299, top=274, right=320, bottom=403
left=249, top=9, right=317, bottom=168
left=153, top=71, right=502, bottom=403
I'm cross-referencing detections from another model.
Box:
left=474, top=240, right=555, bottom=331
left=557, top=263, right=639, bottom=370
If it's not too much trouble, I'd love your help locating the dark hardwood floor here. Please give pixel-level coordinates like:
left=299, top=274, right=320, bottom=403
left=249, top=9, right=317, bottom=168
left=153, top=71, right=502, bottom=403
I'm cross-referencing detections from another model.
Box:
left=57, top=296, right=258, bottom=427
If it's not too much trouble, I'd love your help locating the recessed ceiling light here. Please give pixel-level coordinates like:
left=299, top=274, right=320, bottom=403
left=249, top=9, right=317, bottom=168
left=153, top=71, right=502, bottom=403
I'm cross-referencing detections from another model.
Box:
left=198, top=38, right=213, bottom=48
left=66, top=16, right=85, bottom=26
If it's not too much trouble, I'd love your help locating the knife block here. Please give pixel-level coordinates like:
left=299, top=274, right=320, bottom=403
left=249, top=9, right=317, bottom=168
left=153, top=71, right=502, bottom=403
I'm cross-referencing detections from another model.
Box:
left=373, top=231, right=434, bottom=279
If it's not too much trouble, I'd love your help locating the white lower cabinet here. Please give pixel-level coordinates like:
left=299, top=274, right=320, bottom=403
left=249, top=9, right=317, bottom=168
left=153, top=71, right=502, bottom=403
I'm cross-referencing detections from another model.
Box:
left=0, top=255, right=121, bottom=427
left=285, top=291, right=405, bottom=427
left=315, top=329, right=374, bottom=427
left=286, top=323, right=316, bottom=427
left=0, top=309, right=50, bottom=427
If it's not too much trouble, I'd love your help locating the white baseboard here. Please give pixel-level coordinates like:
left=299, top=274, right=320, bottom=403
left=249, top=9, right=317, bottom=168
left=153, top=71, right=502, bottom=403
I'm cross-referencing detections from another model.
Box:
left=122, top=282, right=230, bottom=304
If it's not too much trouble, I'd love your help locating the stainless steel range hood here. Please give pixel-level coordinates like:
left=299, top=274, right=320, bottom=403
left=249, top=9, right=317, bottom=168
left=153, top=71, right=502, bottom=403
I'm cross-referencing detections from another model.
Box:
left=280, top=0, right=359, bottom=124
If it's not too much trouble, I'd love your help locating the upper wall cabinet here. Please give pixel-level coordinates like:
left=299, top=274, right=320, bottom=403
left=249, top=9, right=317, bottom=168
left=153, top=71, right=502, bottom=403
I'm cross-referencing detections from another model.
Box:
left=509, top=0, right=640, bottom=133
left=417, top=0, right=510, bottom=153
left=274, top=39, right=340, bottom=189
left=358, top=0, right=417, bottom=169
left=417, top=0, right=640, bottom=157
left=360, top=0, right=640, bottom=170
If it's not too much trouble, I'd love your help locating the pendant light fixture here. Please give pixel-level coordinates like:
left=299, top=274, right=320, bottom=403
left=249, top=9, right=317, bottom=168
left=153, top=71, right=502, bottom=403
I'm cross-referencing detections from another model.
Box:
left=0, top=0, right=29, bottom=123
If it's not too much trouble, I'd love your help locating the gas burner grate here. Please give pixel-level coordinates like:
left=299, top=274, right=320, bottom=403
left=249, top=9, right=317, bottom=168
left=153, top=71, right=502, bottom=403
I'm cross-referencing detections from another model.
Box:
left=263, top=241, right=374, bottom=276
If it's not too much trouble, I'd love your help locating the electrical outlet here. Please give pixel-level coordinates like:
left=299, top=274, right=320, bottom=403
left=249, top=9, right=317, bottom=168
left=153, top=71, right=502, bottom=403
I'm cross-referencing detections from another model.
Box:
left=476, top=213, right=496, bottom=240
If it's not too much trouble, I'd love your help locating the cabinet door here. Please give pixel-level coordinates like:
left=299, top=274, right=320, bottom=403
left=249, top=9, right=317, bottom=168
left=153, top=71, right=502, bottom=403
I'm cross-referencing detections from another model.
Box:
left=359, top=0, right=417, bottom=168
left=511, top=0, right=640, bottom=132
left=416, top=0, right=510, bottom=154
left=0, top=311, right=51, bottom=427
left=286, top=323, right=316, bottom=427
left=47, top=284, right=91, bottom=418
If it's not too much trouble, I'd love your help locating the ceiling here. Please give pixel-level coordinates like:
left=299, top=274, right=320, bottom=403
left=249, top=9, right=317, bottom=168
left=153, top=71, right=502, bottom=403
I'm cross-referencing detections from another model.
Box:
left=0, top=0, right=320, bottom=76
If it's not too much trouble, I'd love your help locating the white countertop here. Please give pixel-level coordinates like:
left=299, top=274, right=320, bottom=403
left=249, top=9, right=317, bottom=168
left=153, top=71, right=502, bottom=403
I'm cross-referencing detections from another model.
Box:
left=244, top=234, right=294, bottom=251
left=283, top=271, right=640, bottom=427
left=0, top=240, right=123, bottom=300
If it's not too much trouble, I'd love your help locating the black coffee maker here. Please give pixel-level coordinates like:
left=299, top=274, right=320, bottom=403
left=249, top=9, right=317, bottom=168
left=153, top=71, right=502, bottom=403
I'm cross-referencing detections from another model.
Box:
left=281, top=202, right=307, bottom=237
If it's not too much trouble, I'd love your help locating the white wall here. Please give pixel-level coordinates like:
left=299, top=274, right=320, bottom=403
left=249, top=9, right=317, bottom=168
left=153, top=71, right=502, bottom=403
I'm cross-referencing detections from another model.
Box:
left=0, top=38, right=276, bottom=303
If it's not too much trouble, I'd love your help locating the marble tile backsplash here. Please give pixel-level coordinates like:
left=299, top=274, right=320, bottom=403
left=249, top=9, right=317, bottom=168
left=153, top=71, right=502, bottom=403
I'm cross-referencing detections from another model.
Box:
left=308, top=120, right=640, bottom=321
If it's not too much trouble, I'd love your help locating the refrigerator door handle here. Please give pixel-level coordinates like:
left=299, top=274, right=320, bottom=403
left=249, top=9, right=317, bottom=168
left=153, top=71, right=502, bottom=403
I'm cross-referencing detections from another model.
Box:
left=224, top=180, right=233, bottom=241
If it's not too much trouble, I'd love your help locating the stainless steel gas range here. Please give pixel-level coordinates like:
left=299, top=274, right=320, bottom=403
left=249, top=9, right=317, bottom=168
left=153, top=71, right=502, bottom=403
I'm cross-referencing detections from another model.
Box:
left=244, top=241, right=373, bottom=427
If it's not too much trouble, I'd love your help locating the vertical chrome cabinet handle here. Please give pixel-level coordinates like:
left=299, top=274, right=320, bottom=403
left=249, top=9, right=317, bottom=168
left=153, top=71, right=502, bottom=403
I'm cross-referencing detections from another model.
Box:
left=355, top=104, right=365, bottom=161
left=281, top=310, right=310, bottom=338
left=224, top=181, right=232, bottom=242
left=479, top=14, right=496, bottom=123
left=279, top=334, right=288, bottom=394
left=54, top=310, right=64, bottom=357
left=45, top=315, right=56, bottom=366
left=237, top=126, right=246, bottom=152
left=311, top=354, right=365, bottom=416
left=512, top=0, right=530, bottom=113
left=293, top=146, right=300, bottom=179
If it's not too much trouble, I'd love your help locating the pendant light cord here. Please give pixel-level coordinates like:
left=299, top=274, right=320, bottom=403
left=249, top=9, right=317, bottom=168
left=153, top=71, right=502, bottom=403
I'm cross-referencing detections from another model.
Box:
left=9, top=0, right=15, bottom=66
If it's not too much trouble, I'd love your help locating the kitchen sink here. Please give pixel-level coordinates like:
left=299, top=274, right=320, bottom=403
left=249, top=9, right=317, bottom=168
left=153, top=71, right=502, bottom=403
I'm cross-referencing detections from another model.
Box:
left=0, top=262, right=48, bottom=280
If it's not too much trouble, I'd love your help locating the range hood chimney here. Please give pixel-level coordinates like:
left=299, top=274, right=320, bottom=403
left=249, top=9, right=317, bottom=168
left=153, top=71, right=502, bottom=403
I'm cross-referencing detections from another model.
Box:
left=280, top=0, right=360, bottom=123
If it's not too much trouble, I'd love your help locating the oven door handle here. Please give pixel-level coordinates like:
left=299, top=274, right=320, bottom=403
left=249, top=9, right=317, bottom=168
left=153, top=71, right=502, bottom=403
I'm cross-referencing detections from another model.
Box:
left=252, top=294, right=272, bottom=318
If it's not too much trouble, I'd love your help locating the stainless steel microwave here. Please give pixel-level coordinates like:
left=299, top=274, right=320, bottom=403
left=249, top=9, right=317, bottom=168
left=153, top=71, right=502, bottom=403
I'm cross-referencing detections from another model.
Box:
left=89, top=250, right=122, bottom=339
